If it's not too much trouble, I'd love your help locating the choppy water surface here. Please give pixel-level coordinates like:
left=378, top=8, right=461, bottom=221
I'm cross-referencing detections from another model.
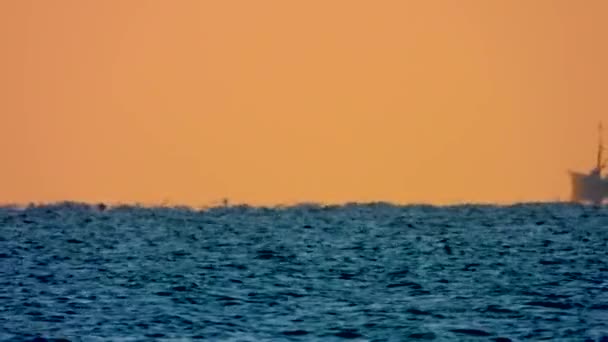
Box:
left=1, top=203, right=607, bottom=341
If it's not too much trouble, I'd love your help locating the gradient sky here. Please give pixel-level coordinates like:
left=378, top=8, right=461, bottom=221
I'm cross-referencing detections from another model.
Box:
left=1, top=1, right=607, bottom=206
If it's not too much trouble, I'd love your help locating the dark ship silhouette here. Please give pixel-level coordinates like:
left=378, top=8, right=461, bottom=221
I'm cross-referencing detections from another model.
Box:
left=569, top=123, right=608, bottom=205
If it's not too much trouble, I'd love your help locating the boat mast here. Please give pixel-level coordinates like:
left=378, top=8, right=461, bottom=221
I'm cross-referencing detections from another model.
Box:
left=597, top=122, right=604, bottom=171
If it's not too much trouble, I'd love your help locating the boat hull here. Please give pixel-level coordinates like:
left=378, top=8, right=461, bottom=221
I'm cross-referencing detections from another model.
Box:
left=569, top=171, right=608, bottom=204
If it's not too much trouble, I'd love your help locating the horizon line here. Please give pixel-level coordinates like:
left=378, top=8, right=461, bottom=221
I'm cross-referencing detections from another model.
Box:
left=0, top=199, right=585, bottom=211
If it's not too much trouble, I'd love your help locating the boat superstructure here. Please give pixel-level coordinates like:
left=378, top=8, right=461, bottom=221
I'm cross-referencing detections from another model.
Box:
left=569, top=123, right=608, bottom=204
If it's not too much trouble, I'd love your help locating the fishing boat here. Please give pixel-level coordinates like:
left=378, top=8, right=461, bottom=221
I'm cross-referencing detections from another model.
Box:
left=569, top=123, right=608, bottom=205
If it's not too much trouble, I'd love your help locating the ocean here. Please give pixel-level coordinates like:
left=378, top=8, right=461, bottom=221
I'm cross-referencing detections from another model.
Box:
left=1, top=202, right=607, bottom=341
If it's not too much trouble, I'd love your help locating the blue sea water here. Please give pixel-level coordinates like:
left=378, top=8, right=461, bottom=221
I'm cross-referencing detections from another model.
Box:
left=0, top=202, right=607, bottom=341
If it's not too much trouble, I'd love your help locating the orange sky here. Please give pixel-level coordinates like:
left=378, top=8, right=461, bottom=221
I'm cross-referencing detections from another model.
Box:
left=1, top=1, right=607, bottom=206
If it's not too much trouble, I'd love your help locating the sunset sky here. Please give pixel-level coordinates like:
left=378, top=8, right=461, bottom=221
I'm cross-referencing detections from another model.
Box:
left=1, top=1, right=607, bottom=206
